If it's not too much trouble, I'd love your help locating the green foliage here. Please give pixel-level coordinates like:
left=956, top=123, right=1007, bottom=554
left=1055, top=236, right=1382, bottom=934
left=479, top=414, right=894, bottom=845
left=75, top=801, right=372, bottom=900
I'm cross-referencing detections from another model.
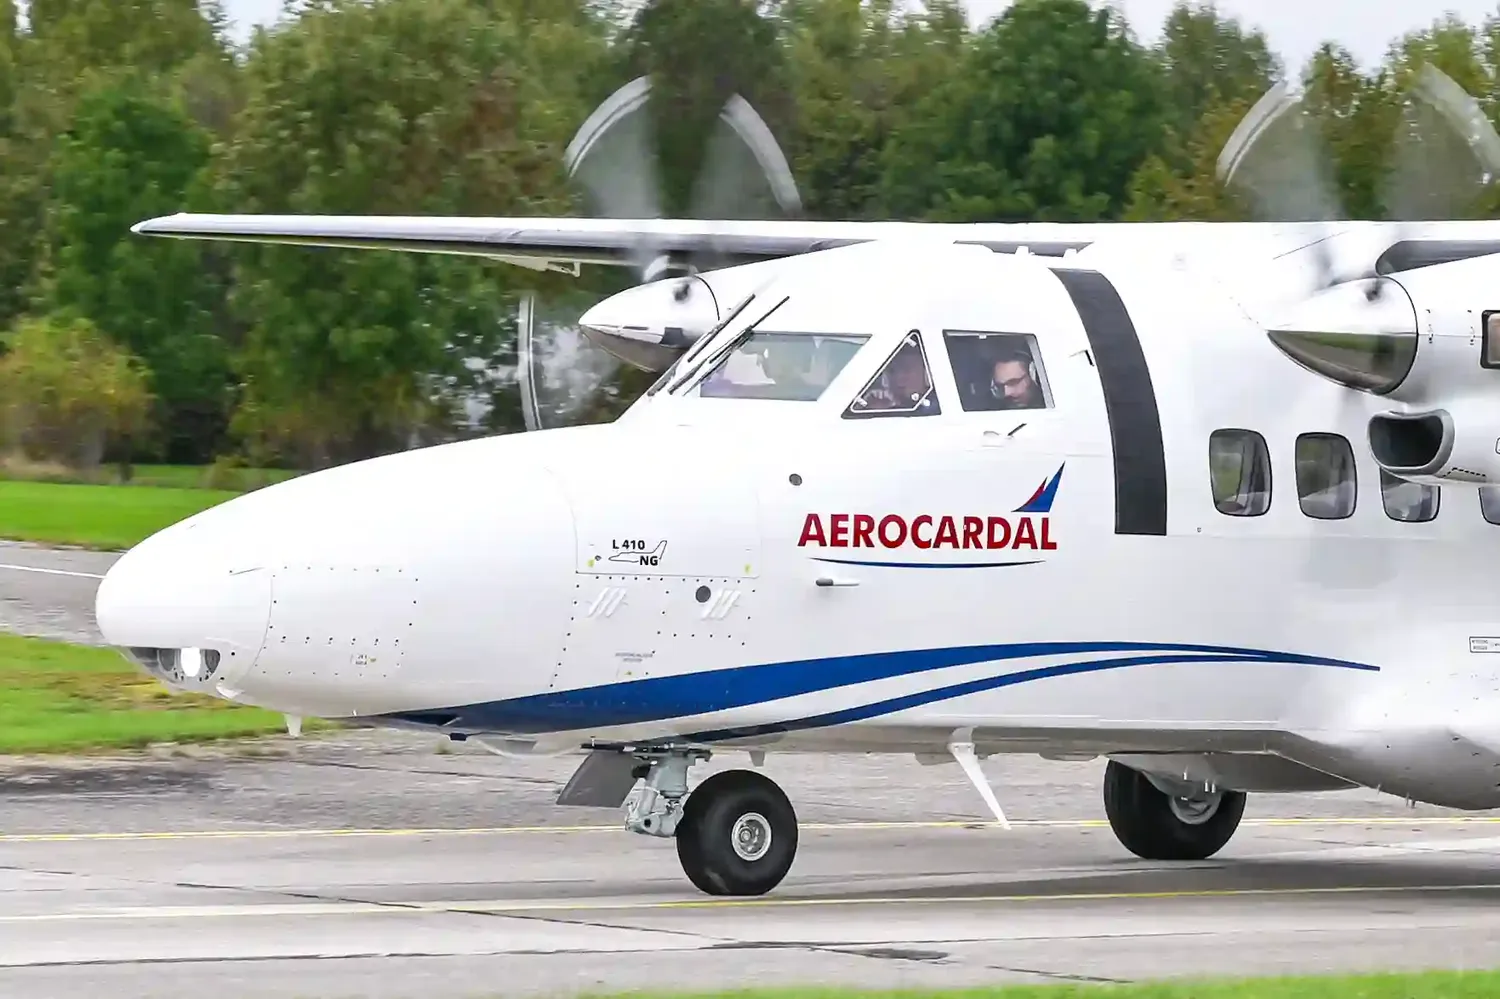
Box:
left=39, top=76, right=232, bottom=463
left=0, top=313, right=153, bottom=469
left=879, top=0, right=1169, bottom=221
left=0, top=0, right=1496, bottom=475
left=210, top=0, right=614, bottom=467
left=618, top=0, right=792, bottom=215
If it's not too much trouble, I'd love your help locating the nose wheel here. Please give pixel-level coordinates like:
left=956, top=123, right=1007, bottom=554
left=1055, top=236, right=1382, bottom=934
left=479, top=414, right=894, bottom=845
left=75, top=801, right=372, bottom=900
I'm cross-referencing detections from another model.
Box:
left=674, top=769, right=799, bottom=896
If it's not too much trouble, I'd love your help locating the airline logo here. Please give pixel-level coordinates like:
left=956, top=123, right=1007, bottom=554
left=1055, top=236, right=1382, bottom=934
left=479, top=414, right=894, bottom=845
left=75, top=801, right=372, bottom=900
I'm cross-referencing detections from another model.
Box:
left=796, top=464, right=1063, bottom=569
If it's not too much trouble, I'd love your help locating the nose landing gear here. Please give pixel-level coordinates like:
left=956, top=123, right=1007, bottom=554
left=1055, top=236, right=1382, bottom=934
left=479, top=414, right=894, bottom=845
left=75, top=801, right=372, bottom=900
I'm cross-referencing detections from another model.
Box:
left=622, top=749, right=799, bottom=896
left=674, top=769, right=798, bottom=895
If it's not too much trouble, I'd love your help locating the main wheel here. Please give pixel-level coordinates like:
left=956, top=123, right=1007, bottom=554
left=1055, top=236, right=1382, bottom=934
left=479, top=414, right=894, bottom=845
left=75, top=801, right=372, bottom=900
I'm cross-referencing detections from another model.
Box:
left=675, top=769, right=798, bottom=896
left=1102, top=759, right=1246, bottom=861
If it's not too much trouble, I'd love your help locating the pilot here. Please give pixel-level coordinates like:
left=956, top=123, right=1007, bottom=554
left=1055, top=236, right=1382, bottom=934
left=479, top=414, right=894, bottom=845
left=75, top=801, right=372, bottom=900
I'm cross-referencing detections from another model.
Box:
left=987, top=350, right=1042, bottom=410
left=860, top=347, right=931, bottom=412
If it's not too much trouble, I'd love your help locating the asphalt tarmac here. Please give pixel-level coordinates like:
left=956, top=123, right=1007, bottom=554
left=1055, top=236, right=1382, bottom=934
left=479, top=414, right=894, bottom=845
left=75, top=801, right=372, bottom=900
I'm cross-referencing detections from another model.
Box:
left=5, top=734, right=1500, bottom=998
left=0, top=540, right=115, bottom=644
left=3, top=543, right=1500, bottom=996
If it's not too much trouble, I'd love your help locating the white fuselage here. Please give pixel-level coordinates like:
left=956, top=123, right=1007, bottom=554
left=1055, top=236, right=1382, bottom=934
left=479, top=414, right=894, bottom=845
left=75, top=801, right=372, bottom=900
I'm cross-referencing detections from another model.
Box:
left=94, top=239, right=1500, bottom=812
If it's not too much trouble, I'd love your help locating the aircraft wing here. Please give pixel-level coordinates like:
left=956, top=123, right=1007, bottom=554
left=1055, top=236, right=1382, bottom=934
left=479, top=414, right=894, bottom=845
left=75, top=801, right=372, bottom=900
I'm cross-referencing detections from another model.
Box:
left=129, top=214, right=907, bottom=273
left=130, top=213, right=1103, bottom=273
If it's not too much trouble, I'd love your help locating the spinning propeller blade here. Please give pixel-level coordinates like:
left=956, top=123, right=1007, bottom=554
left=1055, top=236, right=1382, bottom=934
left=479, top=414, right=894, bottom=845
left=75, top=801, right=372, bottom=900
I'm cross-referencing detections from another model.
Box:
left=1217, top=62, right=1500, bottom=396
left=514, top=76, right=802, bottom=431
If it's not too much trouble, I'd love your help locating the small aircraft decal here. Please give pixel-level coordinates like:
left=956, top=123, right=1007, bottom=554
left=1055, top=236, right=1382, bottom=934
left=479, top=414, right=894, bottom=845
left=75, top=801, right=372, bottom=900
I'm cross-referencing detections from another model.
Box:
left=1014, top=464, right=1064, bottom=514
left=607, top=540, right=667, bottom=567
left=800, top=463, right=1064, bottom=569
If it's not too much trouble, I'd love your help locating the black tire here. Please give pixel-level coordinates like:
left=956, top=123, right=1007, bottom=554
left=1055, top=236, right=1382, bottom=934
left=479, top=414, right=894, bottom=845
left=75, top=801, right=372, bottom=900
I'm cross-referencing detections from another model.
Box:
left=675, top=769, right=798, bottom=896
left=1102, top=759, right=1245, bottom=861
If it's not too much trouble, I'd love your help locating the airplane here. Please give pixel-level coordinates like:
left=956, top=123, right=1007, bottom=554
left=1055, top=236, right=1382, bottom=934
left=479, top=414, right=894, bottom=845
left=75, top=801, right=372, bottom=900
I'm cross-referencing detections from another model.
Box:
left=91, top=64, right=1500, bottom=898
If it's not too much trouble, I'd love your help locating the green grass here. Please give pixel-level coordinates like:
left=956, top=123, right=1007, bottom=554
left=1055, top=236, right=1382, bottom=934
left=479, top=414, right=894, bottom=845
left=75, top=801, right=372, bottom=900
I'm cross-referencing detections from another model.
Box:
left=0, top=478, right=239, bottom=549
left=123, top=463, right=301, bottom=491
left=0, top=459, right=301, bottom=492
left=0, top=632, right=302, bottom=754
left=577, top=973, right=1500, bottom=998
left=0, top=459, right=303, bottom=548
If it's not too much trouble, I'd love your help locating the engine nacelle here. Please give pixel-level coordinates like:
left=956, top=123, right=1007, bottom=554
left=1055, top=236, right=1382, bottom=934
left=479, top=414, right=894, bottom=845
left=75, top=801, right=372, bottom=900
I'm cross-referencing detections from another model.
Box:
left=1368, top=399, right=1500, bottom=486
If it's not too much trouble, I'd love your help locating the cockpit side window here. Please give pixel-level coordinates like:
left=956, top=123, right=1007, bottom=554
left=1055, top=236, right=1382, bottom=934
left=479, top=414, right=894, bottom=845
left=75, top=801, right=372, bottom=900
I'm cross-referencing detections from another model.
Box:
left=941, top=331, right=1050, bottom=412
left=843, top=331, right=941, bottom=418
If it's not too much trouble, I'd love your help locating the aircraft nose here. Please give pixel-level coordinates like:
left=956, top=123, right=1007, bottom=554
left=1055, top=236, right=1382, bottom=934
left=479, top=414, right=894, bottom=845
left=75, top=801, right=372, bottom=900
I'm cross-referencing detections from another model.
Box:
left=94, top=508, right=272, bottom=694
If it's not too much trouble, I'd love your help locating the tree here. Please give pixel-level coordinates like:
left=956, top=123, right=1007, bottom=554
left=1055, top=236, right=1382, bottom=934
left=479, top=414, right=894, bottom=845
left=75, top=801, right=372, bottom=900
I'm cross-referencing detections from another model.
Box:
left=778, top=0, right=967, bottom=220
left=37, top=77, right=232, bottom=463
left=0, top=312, right=153, bottom=470
left=878, top=0, right=1169, bottom=222
left=208, top=0, right=616, bottom=468
left=616, top=0, right=792, bottom=216
left=1155, top=1, right=1280, bottom=148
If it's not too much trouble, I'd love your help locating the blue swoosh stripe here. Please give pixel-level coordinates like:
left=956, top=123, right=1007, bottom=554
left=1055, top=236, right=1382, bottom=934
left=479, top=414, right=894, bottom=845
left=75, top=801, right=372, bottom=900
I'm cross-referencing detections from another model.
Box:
left=378, top=641, right=1379, bottom=736
left=682, top=652, right=1296, bottom=742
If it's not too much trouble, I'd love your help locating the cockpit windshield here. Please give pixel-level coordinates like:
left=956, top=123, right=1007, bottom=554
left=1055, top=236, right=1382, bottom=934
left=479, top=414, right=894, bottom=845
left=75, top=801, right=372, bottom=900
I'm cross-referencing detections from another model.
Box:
left=690, top=331, right=869, bottom=401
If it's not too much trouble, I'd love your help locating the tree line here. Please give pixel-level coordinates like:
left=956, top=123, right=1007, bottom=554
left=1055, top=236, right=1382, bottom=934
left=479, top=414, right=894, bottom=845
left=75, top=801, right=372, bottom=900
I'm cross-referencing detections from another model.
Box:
left=0, top=0, right=1493, bottom=476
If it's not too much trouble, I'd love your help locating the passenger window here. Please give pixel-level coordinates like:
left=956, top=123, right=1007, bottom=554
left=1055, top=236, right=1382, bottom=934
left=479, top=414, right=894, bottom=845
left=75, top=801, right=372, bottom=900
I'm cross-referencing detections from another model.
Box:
left=1379, top=469, right=1438, bottom=522
left=844, top=331, right=940, bottom=418
left=1295, top=433, right=1357, bottom=519
left=941, top=331, right=1050, bottom=412
left=1208, top=429, right=1271, bottom=516
left=1479, top=485, right=1500, bottom=524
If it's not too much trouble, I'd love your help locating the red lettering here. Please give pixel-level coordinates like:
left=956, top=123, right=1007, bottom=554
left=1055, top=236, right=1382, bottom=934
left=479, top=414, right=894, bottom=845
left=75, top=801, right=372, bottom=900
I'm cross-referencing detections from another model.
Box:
left=987, top=516, right=1011, bottom=549
left=912, top=515, right=934, bottom=548
left=798, top=514, right=825, bottom=546
left=799, top=512, right=1056, bottom=552
left=852, top=514, right=875, bottom=548
left=962, top=517, right=983, bottom=549
left=878, top=515, right=907, bottom=548
left=830, top=513, right=850, bottom=547
left=1014, top=517, right=1038, bottom=550
left=935, top=516, right=959, bottom=548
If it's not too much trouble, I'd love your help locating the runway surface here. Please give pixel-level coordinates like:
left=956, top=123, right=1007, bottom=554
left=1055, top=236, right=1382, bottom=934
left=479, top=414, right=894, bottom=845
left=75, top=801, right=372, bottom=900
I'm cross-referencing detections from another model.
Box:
left=0, top=540, right=116, bottom=645
left=5, top=733, right=1500, bottom=998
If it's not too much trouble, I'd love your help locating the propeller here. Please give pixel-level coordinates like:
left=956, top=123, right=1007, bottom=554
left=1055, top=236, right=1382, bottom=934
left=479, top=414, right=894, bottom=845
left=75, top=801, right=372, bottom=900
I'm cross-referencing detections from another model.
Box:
left=1214, top=62, right=1500, bottom=527
left=514, top=76, right=803, bottom=432
left=1220, top=63, right=1500, bottom=287
left=1216, top=62, right=1500, bottom=394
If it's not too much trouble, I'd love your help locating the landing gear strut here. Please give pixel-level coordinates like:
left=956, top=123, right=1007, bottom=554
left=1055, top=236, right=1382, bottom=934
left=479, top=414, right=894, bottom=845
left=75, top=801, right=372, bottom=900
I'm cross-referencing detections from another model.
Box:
left=1102, top=759, right=1246, bottom=860
left=623, top=749, right=798, bottom=895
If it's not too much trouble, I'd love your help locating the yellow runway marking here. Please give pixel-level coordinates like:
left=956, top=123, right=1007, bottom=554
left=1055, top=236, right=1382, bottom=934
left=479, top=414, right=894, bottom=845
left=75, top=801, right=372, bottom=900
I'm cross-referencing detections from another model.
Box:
left=446, top=882, right=1500, bottom=913
left=3, top=881, right=1500, bottom=923
left=2, top=815, right=1499, bottom=843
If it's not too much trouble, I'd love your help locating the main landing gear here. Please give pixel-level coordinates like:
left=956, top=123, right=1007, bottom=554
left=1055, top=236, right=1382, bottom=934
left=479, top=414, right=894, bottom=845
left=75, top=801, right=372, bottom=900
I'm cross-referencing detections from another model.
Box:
left=558, top=747, right=1244, bottom=897
left=621, top=748, right=798, bottom=896
left=1102, top=759, right=1246, bottom=860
